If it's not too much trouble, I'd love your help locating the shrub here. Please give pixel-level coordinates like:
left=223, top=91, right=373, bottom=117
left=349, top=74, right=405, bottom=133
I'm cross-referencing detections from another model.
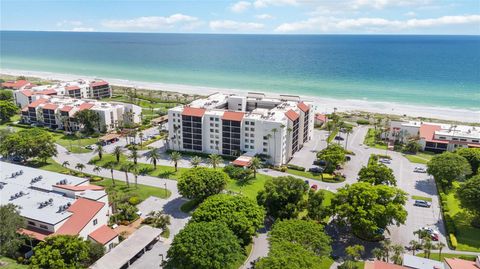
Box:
left=356, top=119, right=370, bottom=125
left=449, top=233, right=458, bottom=249
left=128, top=196, right=141, bottom=205
left=280, top=166, right=287, bottom=172
left=90, top=176, right=103, bottom=182
left=444, top=215, right=457, bottom=235
left=287, top=164, right=306, bottom=171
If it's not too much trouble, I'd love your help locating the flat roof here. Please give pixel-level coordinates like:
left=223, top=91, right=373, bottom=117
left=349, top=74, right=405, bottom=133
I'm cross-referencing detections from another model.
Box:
left=91, top=226, right=162, bottom=269
left=402, top=254, right=444, bottom=269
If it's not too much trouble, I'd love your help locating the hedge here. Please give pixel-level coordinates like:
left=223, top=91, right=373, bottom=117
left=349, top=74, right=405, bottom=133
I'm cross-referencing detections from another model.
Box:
left=286, top=164, right=306, bottom=171
left=356, top=119, right=370, bottom=125
left=449, top=233, right=458, bottom=249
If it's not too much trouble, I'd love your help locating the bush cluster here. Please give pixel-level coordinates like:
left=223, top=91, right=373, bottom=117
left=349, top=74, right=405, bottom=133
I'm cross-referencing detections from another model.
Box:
left=287, top=164, right=306, bottom=171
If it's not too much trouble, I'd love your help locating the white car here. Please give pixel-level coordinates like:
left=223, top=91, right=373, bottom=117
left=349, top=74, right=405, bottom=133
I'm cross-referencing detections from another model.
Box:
left=414, top=167, right=427, bottom=173
left=379, top=158, right=391, bottom=164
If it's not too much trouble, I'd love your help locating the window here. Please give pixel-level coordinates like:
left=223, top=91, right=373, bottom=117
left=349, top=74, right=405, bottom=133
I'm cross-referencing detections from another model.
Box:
left=210, top=128, right=214, bottom=132
left=245, top=121, right=249, bottom=125
left=263, top=136, right=268, bottom=140
left=210, top=140, right=214, bottom=143
left=210, top=117, right=214, bottom=121
left=250, top=133, right=254, bottom=137
left=245, top=139, right=249, bottom=143
left=250, top=139, right=254, bottom=143
left=251, top=122, right=255, bottom=126
left=452, top=138, right=459, bottom=141
left=215, top=130, right=219, bottom=133
left=210, top=123, right=214, bottom=127
left=472, top=140, right=479, bottom=143
left=210, top=134, right=214, bottom=138
left=28, top=221, right=36, bottom=226
left=215, top=124, right=219, bottom=127
left=93, top=219, right=98, bottom=225
left=109, top=243, right=114, bottom=250
left=263, top=148, right=268, bottom=152
left=40, top=224, right=48, bottom=230
left=460, top=139, right=467, bottom=141
left=250, top=145, right=255, bottom=149
left=245, top=127, right=249, bottom=131
left=251, top=128, right=255, bottom=131
left=263, top=142, right=268, bottom=146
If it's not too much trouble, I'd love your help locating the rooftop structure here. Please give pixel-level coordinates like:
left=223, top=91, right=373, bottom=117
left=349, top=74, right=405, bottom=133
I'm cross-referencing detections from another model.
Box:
left=402, top=254, right=444, bottom=269
left=444, top=256, right=480, bottom=269
left=0, top=161, right=118, bottom=250
left=168, top=92, right=314, bottom=165
left=365, top=261, right=407, bottom=269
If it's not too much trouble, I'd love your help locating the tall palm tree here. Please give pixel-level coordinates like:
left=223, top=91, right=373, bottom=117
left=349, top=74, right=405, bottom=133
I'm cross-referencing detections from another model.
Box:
left=249, top=157, right=262, bottom=178
left=391, top=244, right=404, bottom=265
left=408, top=240, right=421, bottom=256
left=190, top=156, right=202, bottom=168
left=266, top=133, right=272, bottom=160
left=207, top=154, right=222, bottom=169
left=436, top=242, right=446, bottom=260
left=93, top=166, right=102, bottom=175
left=129, top=148, right=139, bottom=165
left=121, top=163, right=133, bottom=188
left=146, top=149, right=161, bottom=169
left=271, top=128, right=278, bottom=165
left=132, top=165, right=139, bottom=189
left=170, top=151, right=182, bottom=172
left=371, top=248, right=384, bottom=261
left=380, top=239, right=392, bottom=263
left=94, top=143, right=104, bottom=160
left=139, top=132, right=144, bottom=148
left=105, top=161, right=116, bottom=186
left=113, top=146, right=123, bottom=163
left=75, top=163, right=85, bottom=172
left=61, top=161, right=70, bottom=168
left=423, top=238, right=434, bottom=259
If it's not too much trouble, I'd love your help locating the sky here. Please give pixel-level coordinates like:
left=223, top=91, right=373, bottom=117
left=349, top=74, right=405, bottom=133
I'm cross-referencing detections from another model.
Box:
left=1, top=0, right=479, bottom=34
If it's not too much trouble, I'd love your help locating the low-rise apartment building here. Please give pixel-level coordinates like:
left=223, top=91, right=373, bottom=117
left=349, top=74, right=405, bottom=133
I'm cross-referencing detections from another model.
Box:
left=10, top=79, right=112, bottom=108
left=388, top=120, right=480, bottom=153
left=20, top=95, right=141, bottom=132
left=0, top=161, right=119, bottom=251
left=168, top=92, right=314, bottom=165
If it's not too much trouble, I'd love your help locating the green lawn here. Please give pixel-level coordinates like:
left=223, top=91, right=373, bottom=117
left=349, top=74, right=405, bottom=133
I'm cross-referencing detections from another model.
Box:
left=412, top=195, right=432, bottom=202
left=285, top=169, right=338, bottom=182
left=55, top=135, right=98, bottom=153
left=403, top=152, right=435, bottom=165
left=363, top=128, right=387, bottom=150
left=226, top=174, right=271, bottom=200
left=444, top=182, right=480, bottom=252
left=25, top=158, right=68, bottom=173
left=93, top=178, right=171, bottom=200
left=0, top=257, right=27, bottom=269
left=416, top=252, right=478, bottom=261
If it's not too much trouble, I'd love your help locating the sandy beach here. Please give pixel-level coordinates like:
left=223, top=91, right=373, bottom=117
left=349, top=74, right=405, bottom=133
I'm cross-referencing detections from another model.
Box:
left=2, top=68, right=479, bottom=123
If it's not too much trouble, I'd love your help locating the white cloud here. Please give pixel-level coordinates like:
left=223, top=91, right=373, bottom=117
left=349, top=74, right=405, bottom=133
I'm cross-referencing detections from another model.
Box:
left=102, top=14, right=200, bottom=30
left=209, top=20, right=264, bottom=31
left=231, top=1, right=252, bottom=13
left=351, top=0, right=431, bottom=10
left=404, top=11, right=416, bottom=17
left=256, top=14, right=274, bottom=20
left=71, top=27, right=95, bottom=32
left=56, top=20, right=83, bottom=27
left=275, top=14, right=480, bottom=33
left=253, top=0, right=299, bottom=9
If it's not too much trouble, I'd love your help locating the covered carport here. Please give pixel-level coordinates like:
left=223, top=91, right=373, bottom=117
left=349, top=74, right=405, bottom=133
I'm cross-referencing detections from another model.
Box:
left=90, top=226, right=162, bottom=269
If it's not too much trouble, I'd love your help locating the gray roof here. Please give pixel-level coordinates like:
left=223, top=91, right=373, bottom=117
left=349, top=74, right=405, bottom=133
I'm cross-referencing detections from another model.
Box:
left=0, top=161, right=88, bottom=225
left=91, top=226, right=162, bottom=269
left=403, top=254, right=445, bottom=269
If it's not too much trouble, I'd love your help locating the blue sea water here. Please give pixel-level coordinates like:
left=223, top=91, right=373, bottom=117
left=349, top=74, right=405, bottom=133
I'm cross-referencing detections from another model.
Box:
left=1, top=31, right=479, bottom=109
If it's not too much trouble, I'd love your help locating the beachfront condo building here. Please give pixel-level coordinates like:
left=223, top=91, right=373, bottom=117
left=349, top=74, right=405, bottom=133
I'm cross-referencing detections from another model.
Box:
left=388, top=120, right=480, bottom=153
left=0, top=161, right=119, bottom=251
left=167, top=92, right=314, bottom=166
left=20, top=95, right=142, bottom=132
left=9, top=79, right=112, bottom=108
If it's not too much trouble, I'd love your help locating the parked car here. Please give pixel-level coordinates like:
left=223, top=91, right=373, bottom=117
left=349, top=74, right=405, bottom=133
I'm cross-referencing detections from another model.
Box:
left=309, top=167, right=324, bottom=173
left=414, top=167, right=427, bottom=173
left=379, top=158, right=391, bottom=164
left=85, top=145, right=95, bottom=150
left=414, top=200, right=431, bottom=208
left=311, top=184, right=318, bottom=191
left=421, top=227, right=440, bottom=241
left=345, top=156, right=351, bottom=161
left=313, top=160, right=326, bottom=166
left=334, top=136, right=344, bottom=141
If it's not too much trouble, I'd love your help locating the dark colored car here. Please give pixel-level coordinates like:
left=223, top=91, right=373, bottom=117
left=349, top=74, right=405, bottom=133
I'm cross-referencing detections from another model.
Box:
left=414, top=200, right=431, bottom=208
left=334, top=136, right=344, bottom=141
left=309, top=167, right=324, bottom=173
left=313, top=160, right=326, bottom=166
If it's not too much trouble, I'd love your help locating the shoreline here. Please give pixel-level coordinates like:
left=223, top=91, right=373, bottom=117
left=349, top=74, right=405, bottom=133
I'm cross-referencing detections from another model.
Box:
left=1, top=68, right=479, bottom=123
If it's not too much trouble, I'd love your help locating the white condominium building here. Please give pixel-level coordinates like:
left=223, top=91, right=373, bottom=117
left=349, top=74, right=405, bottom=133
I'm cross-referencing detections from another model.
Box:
left=168, top=92, right=314, bottom=165
left=0, top=162, right=119, bottom=251
left=20, top=95, right=141, bottom=132
left=388, top=120, right=480, bottom=153
left=11, top=79, right=112, bottom=108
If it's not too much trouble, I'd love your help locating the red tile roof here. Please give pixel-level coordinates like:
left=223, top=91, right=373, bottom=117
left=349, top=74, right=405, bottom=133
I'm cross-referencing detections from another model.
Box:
left=232, top=156, right=252, bottom=167
left=2, top=80, right=30, bottom=89
left=60, top=105, right=73, bottom=112
left=182, top=106, right=206, bottom=117
left=56, top=198, right=105, bottom=236
left=42, top=103, right=58, bottom=110
left=24, top=84, right=37, bottom=89
left=315, top=113, right=327, bottom=122
left=54, top=184, right=104, bottom=191
left=19, top=227, right=53, bottom=241
left=297, top=102, right=309, bottom=113
left=65, top=86, right=81, bottom=91
left=34, top=89, right=57, bottom=95
left=21, top=106, right=28, bottom=112
left=222, top=111, right=245, bottom=121
left=20, top=89, right=33, bottom=97
left=28, top=98, right=48, bottom=108
left=444, top=258, right=477, bottom=269
left=365, top=261, right=406, bottom=269
left=285, top=109, right=299, bottom=121
left=78, top=103, right=95, bottom=111
left=90, top=81, right=109, bottom=87
left=88, top=225, right=118, bottom=245
left=419, top=124, right=443, bottom=143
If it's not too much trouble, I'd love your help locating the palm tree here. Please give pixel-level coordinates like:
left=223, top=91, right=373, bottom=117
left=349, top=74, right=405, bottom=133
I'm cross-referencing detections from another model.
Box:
left=121, top=163, right=133, bottom=188
left=266, top=133, right=272, bottom=161
left=113, top=146, right=123, bottom=163
left=436, top=242, right=446, bottom=260
left=423, top=238, right=434, bottom=259
left=93, top=166, right=102, bottom=175
left=391, top=244, right=404, bottom=265
left=94, top=143, right=104, bottom=160
left=371, top=248, right=384, bottom=261
left=170, top=151, right=181, bottom=172
left=146, top=149, right=161, bottom=169
left=128, top=148, right=139, bottom=165
left=408, top=240, right=421, bottom=255
left=207, top=154, right=222, bottom=169
left=139, top=132, right=144, bottom=148
left=343, top=126, right=353, bottom=150
left=271, top=128, right=278, bottom=165
left=105, top=161, right=116, bottom=186
left=75, top=163, right=85, bottom=172
left=131, top=165, right=139, bottom=189
left=249, top=157, right=262, bottom=178
left=190, top=156, right=202, bottom=167
left=380, top=239, right=392, bottom=263
left=61, top=161, right=70, bottom=168
left=145, top=211, right=171, bottom=230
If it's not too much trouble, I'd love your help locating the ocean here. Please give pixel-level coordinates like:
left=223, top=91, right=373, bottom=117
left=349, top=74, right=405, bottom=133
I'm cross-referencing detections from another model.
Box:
left=1, top=31, right=479, bottom=110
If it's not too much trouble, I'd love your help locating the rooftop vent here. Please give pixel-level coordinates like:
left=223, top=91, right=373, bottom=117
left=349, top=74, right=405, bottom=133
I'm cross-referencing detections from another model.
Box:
left=10, top=170, right=24, bottom=178
left=38, top=198, right=53, bottom=209
left=30, top=176, right=43, bottom=184
left=57, top=202, right=71, bottom=212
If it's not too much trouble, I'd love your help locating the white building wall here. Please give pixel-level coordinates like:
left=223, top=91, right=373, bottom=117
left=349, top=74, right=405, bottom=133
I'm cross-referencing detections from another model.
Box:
left=78, top=204, right=110, bottom=239
left=14, top=92, right=30, bottom=108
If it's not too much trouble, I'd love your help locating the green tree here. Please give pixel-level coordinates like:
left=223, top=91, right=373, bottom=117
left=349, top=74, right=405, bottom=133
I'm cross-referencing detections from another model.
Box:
left=170, top=151, right=182, bottom=172
left=86, top=241, right=105, bottom=266
left=257, top=176, right=309, bottom=219
left=408, top=240, right=422, bottom=256
left=146, top=149, right=161, bottom=169
left=143, top=210, right=171, bottom=230
left=457, top=174, right=480, bottom=223
left=358, top=163, right=396, bottom=186
left=255, top=241, right=324, bottom=269
left=306, top=190, right=329, bottom=222
left=403, top=140, right=421, bottom=154
left=74, top=109, right=100, bottom=134
left=105, top=161, right=116, bottom=186
left=93, top=165, right=102, bottom=175
left=0, top=204, right=25, bottom=257
left=121, top=163, right=133, bottom=188
left=371, top=248, right=384, bottom=261
left=192, top=194, right=265, bottom=245
left=61, top=161, right=70, bottom=168
left=75, top=163, right=85, bottom=172
left=165, top=222, right=244, bottom=269
left=391, top=244, right=404, bottom=265
left=0, top=100, right=18, bottom=122
left=113, top=146, right=123, bottom=163
left=177, top=167, right=227, bottom=201
left=345, top=245, right=364, bottom=261
left=331, top=182, right=408, bottom=239
left=317, top=143, right=346, bottom=173
left=0, top=90, right=13, bottom=101
left=0, top=128, right=57, bottom=162
left=455, top=148, right=480, bottom=175
left=269, top=219, right=331, bottom=257
left=190, top=156, right=202, bottom=167
left=94, top=143, right=104, bottom=160
left=128, top=148, right=139, bottom=165
left=30, top=235, right=90, bottom=269
left=427, top=152, right=472, bottom=190
left=249, top=156, right=262, bottom=178
left=207, top=153, right=223, bottom=169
